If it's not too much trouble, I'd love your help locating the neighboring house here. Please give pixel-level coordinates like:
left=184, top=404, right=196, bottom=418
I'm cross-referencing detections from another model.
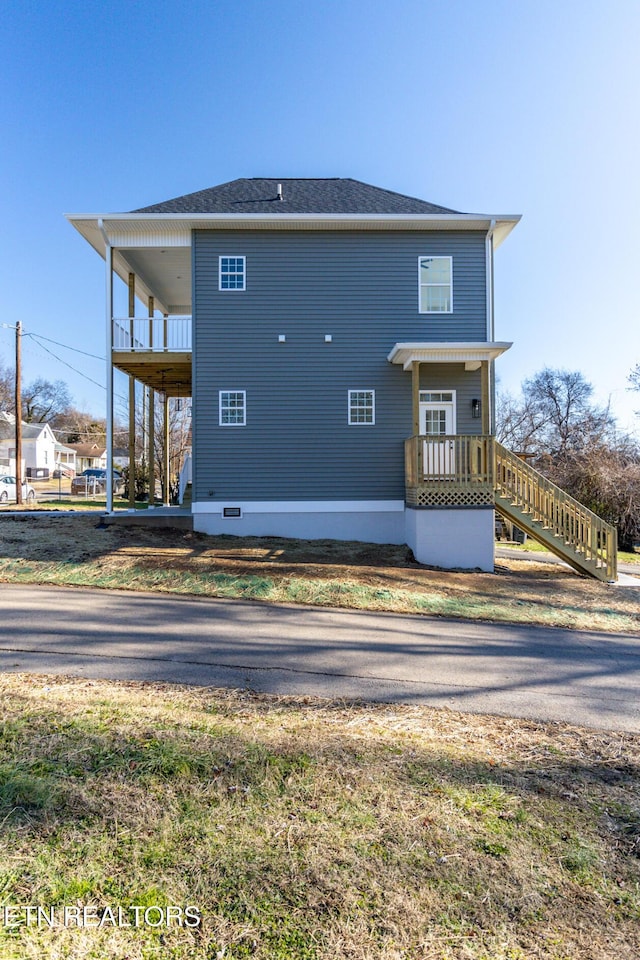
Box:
left=0, top=412, right=57, bottom=477
left=67, top=178, right=617, bottom=579
left=54, top=442, right=77, bottom=475
left=68, top=442, right=107, bottom=473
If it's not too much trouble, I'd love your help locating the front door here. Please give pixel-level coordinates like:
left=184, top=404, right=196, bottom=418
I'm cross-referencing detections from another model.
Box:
left=419, top=391, right=456, bottom=476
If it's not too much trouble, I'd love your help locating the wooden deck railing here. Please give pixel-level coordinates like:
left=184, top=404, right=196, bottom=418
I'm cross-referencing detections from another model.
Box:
left=493, top=441, right=617, bottom=581
left=113, top=316, right=191, bottom=352
left=405, top=435, right=493, bottom=486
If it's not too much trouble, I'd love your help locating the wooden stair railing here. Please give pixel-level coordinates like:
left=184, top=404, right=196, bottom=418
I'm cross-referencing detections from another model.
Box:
left=493, top=441, right=617, bottom=582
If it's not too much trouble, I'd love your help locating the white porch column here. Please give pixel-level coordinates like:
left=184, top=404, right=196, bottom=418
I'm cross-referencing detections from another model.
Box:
left=127, top=273, right=136, bottom=511
left=148, top=296, right=155, bottom=508
left=101, top=225, right=114, bottom=514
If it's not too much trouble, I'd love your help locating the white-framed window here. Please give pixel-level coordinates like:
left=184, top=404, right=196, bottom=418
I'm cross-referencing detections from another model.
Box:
left=348, top=389, right=375, bottom=425
left=219, top=390, right=246, bottom=426
left=418, top=256, right=452, bottom=313
left=219, top=256, right=246, bottom=291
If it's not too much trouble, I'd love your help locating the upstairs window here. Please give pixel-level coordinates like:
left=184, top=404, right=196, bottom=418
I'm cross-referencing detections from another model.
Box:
left=219, top=256, right=246, bottom=290
left=418, top=256, right=452, bottom=313
left=219, top=390, right=246, bottom=426
left=348, top=390, right=375, bottom=425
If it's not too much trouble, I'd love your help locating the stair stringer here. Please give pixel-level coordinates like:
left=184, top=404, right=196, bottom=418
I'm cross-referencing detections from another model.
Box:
left=494, top=494, right=610, bottom=581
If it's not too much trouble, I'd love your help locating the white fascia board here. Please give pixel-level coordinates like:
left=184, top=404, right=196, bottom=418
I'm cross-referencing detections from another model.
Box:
left=388, top=341, right=512, bottom=370
left=66, top=212, right=522, bottom=253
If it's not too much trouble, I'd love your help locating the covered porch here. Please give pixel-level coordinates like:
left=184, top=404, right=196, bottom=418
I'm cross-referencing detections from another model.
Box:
left=387, top=341, right=511, bottom=508
left=66, top=214, right=195, bottom=512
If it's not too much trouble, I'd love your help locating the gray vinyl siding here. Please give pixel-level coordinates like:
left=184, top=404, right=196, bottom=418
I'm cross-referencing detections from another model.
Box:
left=193, top=229, right=487, bottom=502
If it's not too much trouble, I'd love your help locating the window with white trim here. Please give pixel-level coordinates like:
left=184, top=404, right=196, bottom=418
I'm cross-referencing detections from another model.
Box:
left=219, top=256, right=246, bottom=290
left=418, top=256, right=452, bottom=313
left=219, top=390, right=246, bottom=426
left=348, top=390, right=375, bottom=425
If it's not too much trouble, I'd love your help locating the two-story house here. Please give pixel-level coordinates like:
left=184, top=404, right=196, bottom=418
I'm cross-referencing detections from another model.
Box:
left=67, top=178, right=617, bottom=579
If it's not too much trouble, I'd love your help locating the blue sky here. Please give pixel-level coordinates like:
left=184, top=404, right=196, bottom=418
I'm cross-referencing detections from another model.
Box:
left=2, top=0, right=639, bottom=431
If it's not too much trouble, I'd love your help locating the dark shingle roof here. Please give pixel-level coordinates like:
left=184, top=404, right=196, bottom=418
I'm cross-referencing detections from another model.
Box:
left=133, top=178, right=462, bottom=215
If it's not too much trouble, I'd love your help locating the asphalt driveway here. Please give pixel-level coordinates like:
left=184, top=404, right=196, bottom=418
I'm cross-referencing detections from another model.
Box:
left=1, top=583, right=639, bottom=732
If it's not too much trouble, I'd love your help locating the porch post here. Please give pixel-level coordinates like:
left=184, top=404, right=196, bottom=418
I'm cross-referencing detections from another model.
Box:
left=103, top=232, right=114, bottom=514
left=163, top=394, right=170, bottom=507
left=411, top=361, right=420, bottom=434
left=148, top=296, right=155, bottom=509
left=481, top=361, right=491, bottom=435
left=128, top=273, right=136, bottom=510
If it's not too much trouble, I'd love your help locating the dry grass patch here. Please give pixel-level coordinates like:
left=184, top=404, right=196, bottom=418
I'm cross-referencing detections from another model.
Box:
left=0, top=514, right=638, bottom=633
left=0, top=675, right=638, bottom=959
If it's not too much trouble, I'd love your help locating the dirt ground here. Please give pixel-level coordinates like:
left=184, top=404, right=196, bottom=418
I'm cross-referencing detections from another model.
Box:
left=0, top=512, right=638, bottom=633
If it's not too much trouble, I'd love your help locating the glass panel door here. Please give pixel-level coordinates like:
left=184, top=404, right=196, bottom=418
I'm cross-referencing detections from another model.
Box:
left=420, top=396, right=456, bottom=477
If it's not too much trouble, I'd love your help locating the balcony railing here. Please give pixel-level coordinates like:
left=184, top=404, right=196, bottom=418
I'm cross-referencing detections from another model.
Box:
left=113, top=316, right=192, bottom=352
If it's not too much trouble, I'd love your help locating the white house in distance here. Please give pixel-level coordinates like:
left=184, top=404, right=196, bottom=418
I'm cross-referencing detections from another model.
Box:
left=0, top=413, right=58, bottom=478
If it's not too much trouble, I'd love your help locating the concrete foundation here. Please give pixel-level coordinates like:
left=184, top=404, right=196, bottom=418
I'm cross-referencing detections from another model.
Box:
left=405, top=506, right=495, bottom=571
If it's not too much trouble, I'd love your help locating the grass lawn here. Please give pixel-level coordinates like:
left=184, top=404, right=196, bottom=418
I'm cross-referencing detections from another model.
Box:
left=0, top=515, right=638, bottom=634
left=0, top=675, right=638, bottom=960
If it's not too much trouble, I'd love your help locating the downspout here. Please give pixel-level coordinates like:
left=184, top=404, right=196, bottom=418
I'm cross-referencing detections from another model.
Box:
left=485, top=219, right=496, bottom=341
left=98, top=219, right=114, bottom=514
left=485, top=219, right=496, bottom=434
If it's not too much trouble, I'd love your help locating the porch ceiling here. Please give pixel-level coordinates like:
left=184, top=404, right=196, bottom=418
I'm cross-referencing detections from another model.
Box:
left=387, top=341, right=512, bottom=371
left=122, top=248, right=192, bottom=315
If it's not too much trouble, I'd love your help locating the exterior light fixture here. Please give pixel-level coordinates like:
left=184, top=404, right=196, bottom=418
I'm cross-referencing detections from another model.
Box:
left=471, top=399, right=481, bottom=419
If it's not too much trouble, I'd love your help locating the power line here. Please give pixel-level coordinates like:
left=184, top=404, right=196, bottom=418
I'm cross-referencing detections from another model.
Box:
left=26, top=332, right=105, bottom=362
left=23, top=337, right=106, bottom=391
left=3, top=325, right=141, bottom=408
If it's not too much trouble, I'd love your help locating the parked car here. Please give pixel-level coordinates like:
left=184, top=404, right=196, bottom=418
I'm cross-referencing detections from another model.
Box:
left=0, top=476, right=36, bottom=503
left=71, top=468, right=123, bottom=495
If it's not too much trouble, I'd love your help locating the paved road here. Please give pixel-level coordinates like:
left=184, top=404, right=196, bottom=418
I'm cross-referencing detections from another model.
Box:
left=1, top=583, right=639, bottom=732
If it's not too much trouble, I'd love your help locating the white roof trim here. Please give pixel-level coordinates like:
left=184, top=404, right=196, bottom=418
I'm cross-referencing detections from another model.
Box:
left=387, top=341, right=512, bottom=370
left=66, top=212, right=521, bottom=254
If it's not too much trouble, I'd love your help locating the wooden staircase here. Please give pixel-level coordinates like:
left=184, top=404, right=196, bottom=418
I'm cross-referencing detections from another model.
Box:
left=493, top=441, right=617, bottom=582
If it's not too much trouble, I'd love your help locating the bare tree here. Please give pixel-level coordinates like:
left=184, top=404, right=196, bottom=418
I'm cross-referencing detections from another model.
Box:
left=0, top=361, right=13, bottom=413
left=21, top=377, right=73, bottom=423
left=551, top=438, right=640, bottom=551
left=629, top=363, right=640, bottom=416
left=53, top=408, right=108, bottom=444
left=498, top=369, right=639, bottom=550
left=496, top=368, right=614, bottom=457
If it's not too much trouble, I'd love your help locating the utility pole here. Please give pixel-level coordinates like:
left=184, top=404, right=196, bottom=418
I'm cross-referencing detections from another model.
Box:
left=15, top=321, right=22, bottom=505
